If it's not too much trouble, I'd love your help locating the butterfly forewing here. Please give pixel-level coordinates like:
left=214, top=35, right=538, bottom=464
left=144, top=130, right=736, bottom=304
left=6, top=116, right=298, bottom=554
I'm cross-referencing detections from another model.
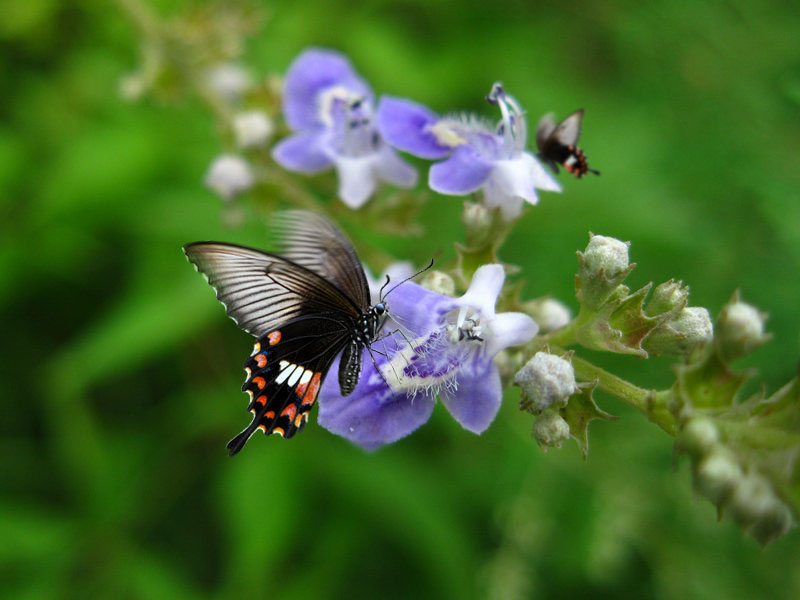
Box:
left=549, top=109, right=583, bottom=147
left=275, top=210, right=371, bottom=311
left=184, top=242, right=362, bottom=337
left=535, top=113, right=557, bottom=152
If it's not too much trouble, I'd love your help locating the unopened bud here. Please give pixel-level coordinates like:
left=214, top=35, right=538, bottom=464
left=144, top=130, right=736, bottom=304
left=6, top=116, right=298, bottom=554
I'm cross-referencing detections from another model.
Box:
left=206, top=63, right=251, bottom=101
left=694, top=447, right=743, bottom=505
left=524, top=298, right=571, bottom=333
left=532, top=411, right=571, bottom=450
left=233, top=110, right=274, bottom=148
left=678, top=416, right=719, bottom=457
left=462, top=202, right=492, bottom=238
left=204, top=154, right=254, bottom=200
left=583, top=234, right=630, bottom=278
left=515, top=352, right=578, bottom=413
left=420, top=271, right=456, bottom=296
left=576, top=234, right=634, bottom=308
left=717, top=295, right=770, bottom=361
left=647, top=279, right=689, bottom=317
left=644, top=307, right=713, bottom=356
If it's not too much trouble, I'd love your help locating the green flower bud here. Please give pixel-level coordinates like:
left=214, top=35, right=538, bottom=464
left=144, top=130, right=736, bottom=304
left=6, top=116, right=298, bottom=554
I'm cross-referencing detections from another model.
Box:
left=716, top=295, right=770, bottom=361
left=647, top=279, right=689, bottom=317
left=694, top=447, right=743, bottom=505
left=420, top=271, right=456, bottom=296
left=678, top=416, right=719, bottom=458
left=644, top=306, right=713, bottom=356
left=532, top=410, right=571, bottom=450
left=233, top=110, right=275, bottom=149
left=524, top=298, right=572, bottom=333
left=462, top=201, right=493, bottom=238
left=576, top=234, right=635, bottom=309
left=515, top=352, right=578, bottom=413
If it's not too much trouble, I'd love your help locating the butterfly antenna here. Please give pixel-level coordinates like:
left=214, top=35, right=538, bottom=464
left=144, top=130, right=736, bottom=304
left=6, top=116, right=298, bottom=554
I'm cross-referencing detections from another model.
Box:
left=381, top=258, right=435, bottom=301
left=378, top=274, right=391, bottom=301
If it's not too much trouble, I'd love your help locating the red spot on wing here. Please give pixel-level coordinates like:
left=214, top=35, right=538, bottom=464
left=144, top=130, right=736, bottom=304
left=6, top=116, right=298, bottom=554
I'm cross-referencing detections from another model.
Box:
left=255, top=354, right=268, bottom=368
left=253, top=376, right=266, bottom=389
left=255, top=395, right=267, bottom=406
left=281, top=404, right=297, bottom=421
left=302, top=372, right=322, bottom=406
left=268, top=331, right=282, bottom=346
left=264, top=411, right=275, bottom=419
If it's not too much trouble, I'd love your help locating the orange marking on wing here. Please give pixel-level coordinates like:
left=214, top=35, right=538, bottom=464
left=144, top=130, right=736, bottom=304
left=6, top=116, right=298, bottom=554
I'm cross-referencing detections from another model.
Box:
left=255, top=354, right=267, bottom=368
left=268, top=330, right=282, bottom=346
left=253, top=341, right=261, bottom=354
left=255, top=395, right=267, bottom=406
left=264, top=411, right=275, bottom=419
left=253, top=376, right=266, bottom=389
left=295, top=380, right=308, bottom=398
left=294, top=414, right=303, bottom=427
left=258, top=424, right=267, bottom=433
left=281, top=404, right=297, bottom=421
left=302, top=372, right=322, bottom=406
left=272, top=427, right=285, bottom=437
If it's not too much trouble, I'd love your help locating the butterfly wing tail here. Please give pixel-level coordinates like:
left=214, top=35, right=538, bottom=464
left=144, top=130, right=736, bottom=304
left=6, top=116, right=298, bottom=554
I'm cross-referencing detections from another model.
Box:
left=227, top=423, right=258, bottom=456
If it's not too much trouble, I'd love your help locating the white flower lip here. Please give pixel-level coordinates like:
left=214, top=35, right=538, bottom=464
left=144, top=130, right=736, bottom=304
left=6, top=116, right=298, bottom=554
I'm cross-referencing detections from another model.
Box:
left=454, top=264, right=538, bottom=356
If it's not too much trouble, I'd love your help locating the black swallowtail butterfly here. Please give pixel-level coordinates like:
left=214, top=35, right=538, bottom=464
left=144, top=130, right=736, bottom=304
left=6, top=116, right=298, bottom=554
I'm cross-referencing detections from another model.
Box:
left=535, top=109, right=600, bottom=178
left=185, top=211, right=402, bottom=456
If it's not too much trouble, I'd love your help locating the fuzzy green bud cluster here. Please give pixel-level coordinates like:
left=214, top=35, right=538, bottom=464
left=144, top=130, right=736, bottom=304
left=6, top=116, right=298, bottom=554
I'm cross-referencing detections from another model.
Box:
left=678, top=417, right=794, bottom=544
left=514, top=352, right=578, bottom=414
left=524, top=298, right=571, bottom=333
left=644, top=306, right=713, bottom=356
left=531, top=411, right=571, bottom=450
left=716, top=294, right=770, bottom=361
left=575, top=234, right=634, bottom=309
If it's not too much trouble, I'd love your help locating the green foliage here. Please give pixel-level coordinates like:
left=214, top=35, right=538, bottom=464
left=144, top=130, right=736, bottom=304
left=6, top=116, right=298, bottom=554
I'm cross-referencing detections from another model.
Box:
left=2, top=0, right=800, bottom=597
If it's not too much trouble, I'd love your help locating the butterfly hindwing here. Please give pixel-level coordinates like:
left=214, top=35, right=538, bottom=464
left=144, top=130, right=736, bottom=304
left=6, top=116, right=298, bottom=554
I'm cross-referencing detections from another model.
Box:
left=227, top=314, right=352, bottom=455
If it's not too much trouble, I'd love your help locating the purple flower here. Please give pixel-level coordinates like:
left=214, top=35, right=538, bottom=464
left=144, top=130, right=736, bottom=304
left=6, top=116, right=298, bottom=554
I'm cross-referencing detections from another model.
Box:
left=377, top=83, right=560, bottom=220
left=317, top=264, right=538, bottom=450
left=271, top=49, right=417, bottom=208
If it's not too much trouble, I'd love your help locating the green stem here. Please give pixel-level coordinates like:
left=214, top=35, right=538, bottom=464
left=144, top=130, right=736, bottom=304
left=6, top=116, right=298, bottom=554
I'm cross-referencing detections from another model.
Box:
left=566, top=353, right=677, bottom=435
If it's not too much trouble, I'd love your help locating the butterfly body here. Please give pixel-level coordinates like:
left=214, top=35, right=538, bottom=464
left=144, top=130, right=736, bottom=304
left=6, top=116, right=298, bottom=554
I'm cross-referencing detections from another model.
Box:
left=536, top=109, right=600, bottom=178
left=185, top=211, right=387, bottom=455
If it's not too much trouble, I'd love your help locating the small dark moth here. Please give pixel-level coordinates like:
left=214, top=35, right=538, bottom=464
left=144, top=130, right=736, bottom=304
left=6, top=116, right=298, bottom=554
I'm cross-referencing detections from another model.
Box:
left=185, top=211, right=399, bottom=456
left=535, top=109, right=600, bottom=178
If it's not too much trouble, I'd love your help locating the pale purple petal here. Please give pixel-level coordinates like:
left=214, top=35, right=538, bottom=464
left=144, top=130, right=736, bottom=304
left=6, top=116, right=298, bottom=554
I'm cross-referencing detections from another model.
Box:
left=272, top=131, right=332, bottom=172
left=456, top=264, right=504, bottom=319
left=484, top=153, right=562, bottom=219
left=429, top=145, right=493, bottom=195
left=333, top=154, right=379, bottom=208
left=485, top=312, right=539, bottom=357
left=377, top=96, right=450, bottom=159
left=440, top=357, right=501, bottom=433
left=283, top=48, right=372, bottom=131
left=318, top=356, right=435, bottom=450
left=375, top=145, right=418, bottom=188
left=385, top=281, right=451, bottom=336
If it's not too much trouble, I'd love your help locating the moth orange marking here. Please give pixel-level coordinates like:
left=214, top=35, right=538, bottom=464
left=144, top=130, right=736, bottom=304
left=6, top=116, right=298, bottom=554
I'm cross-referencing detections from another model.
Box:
left=255, top=395, right=267, bottom=406
left=253, top=376, right=266, bottom=389
left=302, top=372, right=322, bottom=406
left=264, top=411, right=275, bottom=419
left=268, top=331, right=282, bottom=345
left=255, top=354, right=268, bottom=368
left=281, top=404, right=297, bottom=421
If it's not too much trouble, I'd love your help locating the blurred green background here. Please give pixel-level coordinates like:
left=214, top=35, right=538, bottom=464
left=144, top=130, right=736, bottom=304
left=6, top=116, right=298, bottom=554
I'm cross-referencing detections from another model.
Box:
left=2, top=0, right=800, bottom=598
